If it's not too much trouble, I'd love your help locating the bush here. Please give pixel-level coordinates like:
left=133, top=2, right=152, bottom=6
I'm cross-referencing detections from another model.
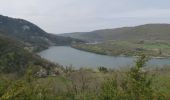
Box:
left=98, top=66, right=108, bottom=73
left=100, top=55, right=157, bottom=100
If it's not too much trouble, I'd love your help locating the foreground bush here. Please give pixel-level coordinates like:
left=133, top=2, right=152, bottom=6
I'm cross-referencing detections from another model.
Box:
left=100, top=55, right=165, bottom=100
left=0, top=55, right=169, bottom=100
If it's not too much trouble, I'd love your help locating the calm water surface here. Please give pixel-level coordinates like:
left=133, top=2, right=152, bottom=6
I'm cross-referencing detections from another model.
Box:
left=39, top=46, right=170, bottom=69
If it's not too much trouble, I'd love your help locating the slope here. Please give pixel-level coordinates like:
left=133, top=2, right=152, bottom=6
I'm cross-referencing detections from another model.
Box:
left=0, top=33, right=62, bottom=76
left=0, top=15, right=82, bottom=52
left=61, top=24, right=170, bottom=42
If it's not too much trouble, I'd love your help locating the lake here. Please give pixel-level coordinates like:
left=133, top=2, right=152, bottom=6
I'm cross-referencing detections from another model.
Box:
left=39, top=46, right=170, bottom=69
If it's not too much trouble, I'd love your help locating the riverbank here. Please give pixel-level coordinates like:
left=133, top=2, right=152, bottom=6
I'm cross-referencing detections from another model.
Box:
left=39, top=46, right=170, bottom=69
left=71, top=42, right=170, bottom=59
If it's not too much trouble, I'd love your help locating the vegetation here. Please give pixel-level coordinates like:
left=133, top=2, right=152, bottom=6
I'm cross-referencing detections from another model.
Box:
left=1, top=15, right=170, bottom=99
left=61, top=24, right=170, bottom=42
left=72, top=40, right=170, bottom=57
left=0, top=54, right=170, bottom=99
left=63, top=24, right=170, bottom=57
left=0, top=15, right=83, bottom=52
left=0, top=34, right=63, bottom=77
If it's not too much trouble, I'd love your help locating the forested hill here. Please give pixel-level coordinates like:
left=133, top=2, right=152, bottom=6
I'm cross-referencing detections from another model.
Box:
left=0, top=33, right=62, bottom=76
left=0, top=15, right=83, bottom=52
left=60, top=24, right=170, bottom=42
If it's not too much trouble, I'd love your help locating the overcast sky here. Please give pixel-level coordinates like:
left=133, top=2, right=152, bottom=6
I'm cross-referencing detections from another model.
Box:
left=0, top=0, right=170, bottom=34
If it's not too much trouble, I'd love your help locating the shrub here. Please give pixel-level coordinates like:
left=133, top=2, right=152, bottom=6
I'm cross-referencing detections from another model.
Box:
left=98, top=66, right=108, bottom=73
left=100, top=55, right=156, bottom=100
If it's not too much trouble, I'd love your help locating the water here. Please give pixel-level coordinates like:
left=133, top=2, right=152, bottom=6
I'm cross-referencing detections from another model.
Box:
left=39, top=46, right=170, bottom=69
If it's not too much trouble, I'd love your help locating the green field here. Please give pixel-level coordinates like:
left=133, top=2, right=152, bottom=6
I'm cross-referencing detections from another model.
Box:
left=72, top=40, right=170, bottom=57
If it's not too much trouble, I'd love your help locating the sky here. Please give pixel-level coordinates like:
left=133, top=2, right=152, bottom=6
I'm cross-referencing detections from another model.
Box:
left=0, top=0, right=170, bottom=34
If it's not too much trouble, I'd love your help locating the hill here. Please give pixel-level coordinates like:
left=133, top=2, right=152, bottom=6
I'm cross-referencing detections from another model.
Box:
left=61, top=24, right=170, bottom=57
left=61, top=24, right=170, bottom=42
left=0, top=33, right=62, bottom=76
left=0, top=15, right=82, bottom=52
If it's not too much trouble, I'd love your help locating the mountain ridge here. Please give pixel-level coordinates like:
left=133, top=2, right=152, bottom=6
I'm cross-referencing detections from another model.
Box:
left=0, top=15, right=83, bottom=52
left=60, top=24, right=170, bottom=42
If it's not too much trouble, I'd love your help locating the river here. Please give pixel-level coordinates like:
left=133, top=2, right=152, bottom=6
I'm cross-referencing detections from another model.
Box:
left=39, top=46, right=170, bottom=69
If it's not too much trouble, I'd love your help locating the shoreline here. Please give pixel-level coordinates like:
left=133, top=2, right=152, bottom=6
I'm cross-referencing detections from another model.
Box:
left=70, top=45, right=170, bottom=59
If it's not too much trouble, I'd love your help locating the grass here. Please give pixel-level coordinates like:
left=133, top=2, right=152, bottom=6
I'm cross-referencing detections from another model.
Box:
left=72, top=40, right=170, bottom=57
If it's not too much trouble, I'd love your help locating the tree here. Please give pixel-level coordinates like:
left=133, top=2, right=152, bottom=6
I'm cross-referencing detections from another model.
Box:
left=100, top=55, right=155, bottom=100
left=126, top=55, right=154, bottom=100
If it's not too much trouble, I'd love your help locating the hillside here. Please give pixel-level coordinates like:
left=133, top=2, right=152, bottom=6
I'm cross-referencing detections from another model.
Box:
left=0, top=33, right=62, bottom=76
left=61, top=24, right=170, bottom=57
left=0, top=15, right=82, bottom=52
left=61, top=24, right=170, bottom=42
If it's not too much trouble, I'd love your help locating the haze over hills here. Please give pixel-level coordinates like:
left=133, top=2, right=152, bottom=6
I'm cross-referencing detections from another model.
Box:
left=60, top=24, right=170, bottom=42
left=0, top=15, right=83, bottom=52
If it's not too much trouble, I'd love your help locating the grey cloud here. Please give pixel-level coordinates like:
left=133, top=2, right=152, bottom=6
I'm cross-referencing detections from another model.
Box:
left=0, top=0, right=170, bottom=33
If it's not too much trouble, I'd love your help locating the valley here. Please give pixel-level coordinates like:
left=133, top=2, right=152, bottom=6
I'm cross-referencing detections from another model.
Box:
left=0, top=15, right=170, bottom=99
